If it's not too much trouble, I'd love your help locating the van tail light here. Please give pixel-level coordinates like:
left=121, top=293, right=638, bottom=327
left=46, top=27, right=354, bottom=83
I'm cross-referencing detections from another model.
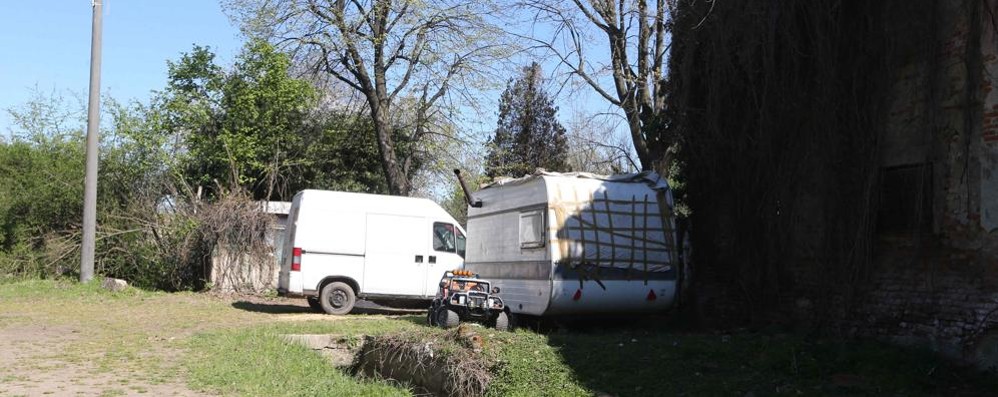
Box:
left=646, top=289, right=657, bottom=301
left=291, top=247, right=302, bottom=271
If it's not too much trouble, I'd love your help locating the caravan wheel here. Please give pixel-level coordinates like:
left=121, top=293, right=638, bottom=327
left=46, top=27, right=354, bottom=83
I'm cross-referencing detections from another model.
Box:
left=494, top=311, right=511, bottom=332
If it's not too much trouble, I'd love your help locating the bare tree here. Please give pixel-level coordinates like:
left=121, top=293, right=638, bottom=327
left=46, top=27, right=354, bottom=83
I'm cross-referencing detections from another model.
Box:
left=226, top=0, right=510, bottom=195
left=565, top=111, right=639, bottom=174
left=517, top=0, right=672, bottom=171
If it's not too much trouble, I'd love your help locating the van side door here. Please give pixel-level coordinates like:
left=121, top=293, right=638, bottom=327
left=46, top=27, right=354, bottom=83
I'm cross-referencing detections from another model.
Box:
left=363, top=214, right=427, bottom=296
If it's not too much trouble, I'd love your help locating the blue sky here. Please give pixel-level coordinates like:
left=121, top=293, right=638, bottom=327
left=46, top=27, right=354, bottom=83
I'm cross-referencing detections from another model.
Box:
left=0, top=1, right=634, bottom=167
left=0, top=0, right=242, bottom=133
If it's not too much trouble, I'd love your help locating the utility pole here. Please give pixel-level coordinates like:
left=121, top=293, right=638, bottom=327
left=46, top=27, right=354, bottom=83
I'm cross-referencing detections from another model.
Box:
left=81, top=0, right=103, bottom=282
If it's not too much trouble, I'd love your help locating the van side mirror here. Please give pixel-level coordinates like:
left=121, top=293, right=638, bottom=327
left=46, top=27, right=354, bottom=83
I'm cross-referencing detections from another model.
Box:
left=492, top=286, right=500, bottom=294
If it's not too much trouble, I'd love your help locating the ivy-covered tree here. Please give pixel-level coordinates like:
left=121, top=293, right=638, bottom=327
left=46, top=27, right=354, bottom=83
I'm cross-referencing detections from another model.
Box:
left=225, top=0, right=510, bottom=196
left=485, top=63, right=569, bottom=178
left=159, top=41, right=317, bottom=200
left=157, top=41, right=389, bottom=200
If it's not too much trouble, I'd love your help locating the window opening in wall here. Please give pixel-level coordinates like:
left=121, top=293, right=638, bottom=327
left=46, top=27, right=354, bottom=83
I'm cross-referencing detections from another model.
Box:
left=877, top=163, right=933, bottom=236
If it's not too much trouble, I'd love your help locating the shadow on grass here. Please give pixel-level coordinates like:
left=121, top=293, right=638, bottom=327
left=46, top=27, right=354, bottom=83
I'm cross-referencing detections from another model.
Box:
left=391, top=314, right=428, bottom=326
left=231, top=301, right=313, bottom=314
left=350, top=300, right=425, bottom=316
left=231, top=299, right=427, bottom=317
left=538, top=320, right=998, bottom=397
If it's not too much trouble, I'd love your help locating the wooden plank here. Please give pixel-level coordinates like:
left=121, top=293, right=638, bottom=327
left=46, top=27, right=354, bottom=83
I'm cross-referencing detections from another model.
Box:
left=602, top=190, right=616, bottom=269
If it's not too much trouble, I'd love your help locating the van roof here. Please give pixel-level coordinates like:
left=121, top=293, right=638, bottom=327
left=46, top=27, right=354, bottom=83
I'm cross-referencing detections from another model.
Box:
left=294, top=190, right=459, bottom=225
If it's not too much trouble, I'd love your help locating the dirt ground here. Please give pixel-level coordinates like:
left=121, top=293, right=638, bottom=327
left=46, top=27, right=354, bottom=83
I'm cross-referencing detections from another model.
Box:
left=0, top=284, right=407, bottom=397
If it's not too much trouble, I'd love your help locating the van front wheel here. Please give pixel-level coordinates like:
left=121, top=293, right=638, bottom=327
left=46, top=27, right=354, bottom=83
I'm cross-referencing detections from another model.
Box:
left=320, top=282, right=356, bottom=315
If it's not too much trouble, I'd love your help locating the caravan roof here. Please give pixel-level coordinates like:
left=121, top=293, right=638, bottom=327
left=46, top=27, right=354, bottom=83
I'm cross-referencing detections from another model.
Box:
left=473, top=170, right=673, bottom=215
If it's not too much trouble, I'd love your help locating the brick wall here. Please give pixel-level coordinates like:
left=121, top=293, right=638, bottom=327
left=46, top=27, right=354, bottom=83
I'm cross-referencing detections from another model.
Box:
left=843, top=0, right=998, bottom=368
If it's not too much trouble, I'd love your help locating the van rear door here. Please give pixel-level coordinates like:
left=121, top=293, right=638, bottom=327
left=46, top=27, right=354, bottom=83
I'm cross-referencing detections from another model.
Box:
left=278, top=194, right=303, bottom=294
left=363, top=214, right=427, bottom=296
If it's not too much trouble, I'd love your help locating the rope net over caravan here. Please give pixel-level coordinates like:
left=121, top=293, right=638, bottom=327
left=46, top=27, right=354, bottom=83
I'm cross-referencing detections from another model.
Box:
left=487, top=171, right=679, bottom=287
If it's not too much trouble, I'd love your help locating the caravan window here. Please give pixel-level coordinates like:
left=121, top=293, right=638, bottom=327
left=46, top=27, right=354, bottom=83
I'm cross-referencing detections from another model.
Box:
left=433, top=222, right=457, bottom=253
left=519, top=210, right=545, bottom=248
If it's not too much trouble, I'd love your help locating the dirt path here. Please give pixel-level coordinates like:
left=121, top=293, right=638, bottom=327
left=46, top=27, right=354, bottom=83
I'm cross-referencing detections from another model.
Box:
left=0, top=284, right=400, bottom=396
left=0, top=295, right=217, bottom=396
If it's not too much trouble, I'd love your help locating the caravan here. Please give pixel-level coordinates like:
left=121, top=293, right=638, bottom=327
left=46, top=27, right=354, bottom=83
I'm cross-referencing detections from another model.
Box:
left=461, top=171, right=687, bottom=317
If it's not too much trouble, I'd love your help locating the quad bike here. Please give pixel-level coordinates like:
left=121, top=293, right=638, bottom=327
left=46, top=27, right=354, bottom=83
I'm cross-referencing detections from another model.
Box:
left=427, top=270, right=510, bottom=331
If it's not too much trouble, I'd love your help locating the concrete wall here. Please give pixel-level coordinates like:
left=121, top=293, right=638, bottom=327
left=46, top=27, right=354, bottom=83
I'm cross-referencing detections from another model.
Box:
left=209, top=245, right=281, bottom=293
left=209, top=208, right=288, bottom=293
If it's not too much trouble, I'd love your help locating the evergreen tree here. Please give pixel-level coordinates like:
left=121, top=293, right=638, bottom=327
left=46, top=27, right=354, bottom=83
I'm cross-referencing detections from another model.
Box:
left=485, top=63, right=570, bottom=178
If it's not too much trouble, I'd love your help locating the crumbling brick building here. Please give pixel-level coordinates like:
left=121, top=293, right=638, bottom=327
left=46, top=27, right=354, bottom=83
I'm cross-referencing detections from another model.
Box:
left=669, top=0, right=998, bottom=367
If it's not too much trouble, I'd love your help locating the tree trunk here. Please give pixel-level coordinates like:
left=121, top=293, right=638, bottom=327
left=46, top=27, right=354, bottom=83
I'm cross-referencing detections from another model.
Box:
left=625, top=107, right=655, bottom=170
left=370, top=102, right=410, bottom=196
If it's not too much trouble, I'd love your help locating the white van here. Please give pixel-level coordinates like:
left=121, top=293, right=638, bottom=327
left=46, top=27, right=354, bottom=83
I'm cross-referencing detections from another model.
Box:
left=277, top=190, right=467, bottom=314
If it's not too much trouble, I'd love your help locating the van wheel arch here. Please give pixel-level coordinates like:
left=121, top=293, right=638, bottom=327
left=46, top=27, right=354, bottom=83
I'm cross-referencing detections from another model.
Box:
left=316, top=277, right=360, bottom=298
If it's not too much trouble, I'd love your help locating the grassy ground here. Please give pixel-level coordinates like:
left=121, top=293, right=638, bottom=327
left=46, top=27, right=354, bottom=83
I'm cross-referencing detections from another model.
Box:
left=187, top=328, right=405, bottom=396
left=0, top=279, right=268, bottom=396
left=1, top=279, right=996, bottom=396
left=539, top=326, right=998, bottom=396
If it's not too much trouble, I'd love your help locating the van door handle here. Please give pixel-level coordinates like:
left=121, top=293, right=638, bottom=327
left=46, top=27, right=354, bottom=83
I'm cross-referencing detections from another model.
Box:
left=415, top=255, right=423, bottom=263
left=429, top=256, right=436, bottom=264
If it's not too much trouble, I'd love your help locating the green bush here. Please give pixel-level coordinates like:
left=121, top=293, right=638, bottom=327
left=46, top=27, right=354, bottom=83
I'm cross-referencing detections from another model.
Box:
left=0, top=41, right=401, bottom=290
left=0, top=134, right=85, bottom=279
left=0, top=95, right=212, bottom=289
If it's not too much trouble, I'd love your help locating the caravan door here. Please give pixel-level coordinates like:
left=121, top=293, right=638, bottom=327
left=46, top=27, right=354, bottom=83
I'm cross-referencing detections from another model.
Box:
left=363, top=214, right=427, bottom=296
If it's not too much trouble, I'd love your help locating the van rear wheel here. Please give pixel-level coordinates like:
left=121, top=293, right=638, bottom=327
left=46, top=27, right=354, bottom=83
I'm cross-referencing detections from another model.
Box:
left=320, top=282, right=356, bottom=315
